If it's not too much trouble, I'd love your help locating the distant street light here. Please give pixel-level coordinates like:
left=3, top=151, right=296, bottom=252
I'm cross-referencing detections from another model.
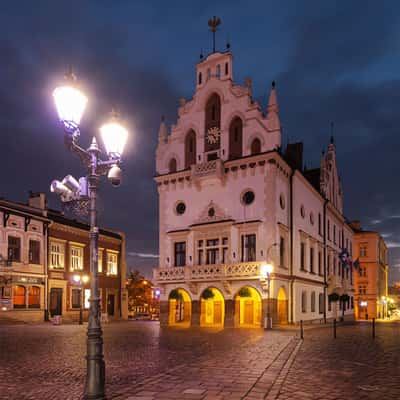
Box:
left=52, top=69, right=128, bottom=400
left=73, top=274, right=89, bottom=325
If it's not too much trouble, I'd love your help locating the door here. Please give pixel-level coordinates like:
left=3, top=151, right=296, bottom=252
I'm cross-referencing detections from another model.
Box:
left=214, top=301, right=222, bottom=324
left=107, top=294, right=115, bottom=316
left=50, top=288, right=62, bottom=316
left=277, top=300, right=288, bottom=324
left=244, top=300, right=254, bottom=324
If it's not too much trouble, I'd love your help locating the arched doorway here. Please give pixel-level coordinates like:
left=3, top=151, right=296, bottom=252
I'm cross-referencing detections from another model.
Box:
left=200, top=287, right=225, bottom=327
left=234, top=286, right=262, bottom=327
left=168, top=288, right=191, bottom=327
left=277, top=287, right=288, bottom=324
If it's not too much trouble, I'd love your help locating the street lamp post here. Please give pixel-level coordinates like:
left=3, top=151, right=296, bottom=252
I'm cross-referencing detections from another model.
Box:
left=51, top=70, right=128, bottom=400
left=73, top=274, right=89, bottom=325
left=260, top=243, right=278, bottom=330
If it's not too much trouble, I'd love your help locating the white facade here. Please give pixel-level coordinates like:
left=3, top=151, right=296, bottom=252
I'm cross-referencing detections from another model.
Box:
left=153, top=50, right=354, bottom=327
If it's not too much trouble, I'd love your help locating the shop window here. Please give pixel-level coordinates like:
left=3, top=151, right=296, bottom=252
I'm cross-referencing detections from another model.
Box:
left=8, top=236, right=21, bottom=262
left=28, top=286, right=40, bottom=308
left=98, top=249, right=103, bottom=273
left=107, top=252, right=118, bottom=275
left=13, top=285, right=26, bottom=308
left=29, top=240, right=41, bottom=264
left=311, top=292, right=316, bottom=312
left=71, top=288, right=81, bottom=308
left=50, top=241, right=65, bottom=269
left=70, top=246, right=83, bottom=271
left=301, top=291, right=307, bottom=313
left=319, top=293, right=324, bottom=314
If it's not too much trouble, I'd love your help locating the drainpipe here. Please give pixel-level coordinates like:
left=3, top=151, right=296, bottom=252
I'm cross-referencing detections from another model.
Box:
left=44, top=222, right=51, bottom=321
left=289, top=171, right=295, bottom=324
left=323, top=199, right=328, bottom=323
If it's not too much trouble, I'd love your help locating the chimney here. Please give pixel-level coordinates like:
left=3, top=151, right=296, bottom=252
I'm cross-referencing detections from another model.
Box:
left=28, top=192, right=47, bottom=210
left=349, top=220, right=362, bottom=232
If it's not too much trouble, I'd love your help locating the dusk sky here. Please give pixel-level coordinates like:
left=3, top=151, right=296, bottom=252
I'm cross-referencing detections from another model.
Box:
left=1, top=1, right=400, bottom=282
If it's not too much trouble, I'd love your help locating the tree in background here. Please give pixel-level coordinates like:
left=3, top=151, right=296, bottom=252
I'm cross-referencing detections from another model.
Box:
left=126, top=269, right=158, bottom=315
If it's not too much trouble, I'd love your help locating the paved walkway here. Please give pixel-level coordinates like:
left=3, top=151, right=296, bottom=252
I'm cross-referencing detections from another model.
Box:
left=0, top=321, right=399, bottom=399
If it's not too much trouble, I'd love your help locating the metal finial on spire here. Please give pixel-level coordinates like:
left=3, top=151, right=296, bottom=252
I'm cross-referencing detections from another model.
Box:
left=208, top=16, right=221, bottom=53
left=272, top=80, right=276, bottom=88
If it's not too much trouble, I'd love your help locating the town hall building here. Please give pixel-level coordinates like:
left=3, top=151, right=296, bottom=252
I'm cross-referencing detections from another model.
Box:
left=153, top=28, right=354, bottom=328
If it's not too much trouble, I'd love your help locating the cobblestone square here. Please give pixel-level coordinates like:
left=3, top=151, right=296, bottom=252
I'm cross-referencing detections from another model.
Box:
left=0, top=321, right=399, bottom=399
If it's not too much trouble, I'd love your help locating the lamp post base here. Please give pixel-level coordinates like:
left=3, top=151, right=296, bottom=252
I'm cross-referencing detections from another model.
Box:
left=264, top=316, right=273, bottom=330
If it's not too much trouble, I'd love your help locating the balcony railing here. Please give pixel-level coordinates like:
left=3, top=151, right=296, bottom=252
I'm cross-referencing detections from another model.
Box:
left=327, top=274, right=354, bottom=294
left=191, top=159, right=224, bottom=180
left=154, top=262, right=262, bottom=283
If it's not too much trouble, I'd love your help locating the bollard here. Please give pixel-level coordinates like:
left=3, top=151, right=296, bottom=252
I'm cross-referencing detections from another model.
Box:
left=333, top=318, right=337, bottom=339
left=300, top=320, right=304, bottom=340
left=372, top=318, right=375, bottom=339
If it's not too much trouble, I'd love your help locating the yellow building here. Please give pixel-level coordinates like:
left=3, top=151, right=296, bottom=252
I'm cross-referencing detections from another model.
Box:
left=351, top=221, right=389, bottom=320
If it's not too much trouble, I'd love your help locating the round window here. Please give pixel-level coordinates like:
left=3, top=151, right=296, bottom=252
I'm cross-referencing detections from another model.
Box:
left=280, top=194, right=285, bottom=210
left=208, top=207, right=215, bottom=217
left=242, top=190, right=255, bottom=205
left=175, top=202, right=186, bottom=215
left=310, top=212, right=314, bottom=225
left=300, top=205, right=305, bottom=218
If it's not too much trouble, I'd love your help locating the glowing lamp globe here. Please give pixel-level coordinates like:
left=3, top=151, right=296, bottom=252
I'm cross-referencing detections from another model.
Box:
left=100, top=120, right=128, bottom=158
left=73, top=275, right=81, bottom=284
left=53, top=85, right=88, bottom=132
left=260, top=263, right=273, bottom=278
left=82, top=275, right=89, bottom=284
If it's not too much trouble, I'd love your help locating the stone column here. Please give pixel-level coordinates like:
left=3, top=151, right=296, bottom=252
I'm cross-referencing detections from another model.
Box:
left=191, top=300, right=201, bottom=326
left=224, top=299, right=235, bottom=328
left=159, top=300, right=169, bottom=326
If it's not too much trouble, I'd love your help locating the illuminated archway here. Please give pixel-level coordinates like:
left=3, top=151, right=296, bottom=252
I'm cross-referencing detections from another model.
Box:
left=168, top=288, right=192, bottom=327
left=200, top=287, right=225, bottom=327
left=234, top=286, right=262, bottom=327
left=277, top=286, right=288, bottom=324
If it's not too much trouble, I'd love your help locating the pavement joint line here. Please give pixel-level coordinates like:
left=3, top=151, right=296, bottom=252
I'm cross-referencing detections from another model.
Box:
left=241, top=336, right=297, bottom=400
left=264, top=339, right=303, bottom=400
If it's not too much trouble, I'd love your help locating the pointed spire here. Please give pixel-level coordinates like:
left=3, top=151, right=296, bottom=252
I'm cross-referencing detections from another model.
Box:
left=158, top=115, right=167, bottom=144
left=267, top=81, right=278, bottom=114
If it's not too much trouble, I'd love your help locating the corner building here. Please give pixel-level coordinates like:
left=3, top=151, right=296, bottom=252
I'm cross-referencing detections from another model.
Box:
left=153, top=48, right=354, bottom=327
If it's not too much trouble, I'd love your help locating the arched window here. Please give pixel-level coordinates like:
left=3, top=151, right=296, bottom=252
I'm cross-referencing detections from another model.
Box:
left=225, top=62, right=229, bottom=75
left=216, top=65, right=221, bottom=77
left=28, top=286, right=40, bottom=308
left=185, top=130, right=196, bottom=168
left=228, top=117, right=243, bottom=159
left=251, top=138, right=262, bottom=155
left=204, top=93, right=221, bottom=152
left=169, top=158, right=177, bottom=173
left=198, top=72, right=202, bottom=85
left=13, top=285, right=26, bottom=308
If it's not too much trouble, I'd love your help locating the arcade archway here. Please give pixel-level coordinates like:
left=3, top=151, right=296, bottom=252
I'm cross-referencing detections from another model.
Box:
left=200, top=287, right=225, bottom=327
left=277, top=286, right=288, bottom=324
left=168, top=288, right=192, bottom=327
left=235, top=286, right=262, bottom=327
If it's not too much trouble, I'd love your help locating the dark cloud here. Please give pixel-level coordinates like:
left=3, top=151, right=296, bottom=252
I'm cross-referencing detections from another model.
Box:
left=0, top=2, right=399, bottom=282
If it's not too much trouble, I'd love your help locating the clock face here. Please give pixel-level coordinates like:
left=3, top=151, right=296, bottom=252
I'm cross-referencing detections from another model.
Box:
left=207, top=127, right=220, bottom=144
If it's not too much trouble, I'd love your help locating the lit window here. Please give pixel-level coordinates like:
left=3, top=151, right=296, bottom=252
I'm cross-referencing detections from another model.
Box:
left=84, top=289, right=91, bottom=309
left=98, top=249, right=103, bottom=273
left=107, top=252, right=118, bottom=275
left=28, top=286, right=40, bottom=309
left=50, top=241, right=65, bottom=270
left=70, top=246, right=84, bottom=271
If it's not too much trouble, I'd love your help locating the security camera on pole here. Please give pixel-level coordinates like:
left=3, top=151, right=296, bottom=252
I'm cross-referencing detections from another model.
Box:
left=51, top=69, right=128, bottom=400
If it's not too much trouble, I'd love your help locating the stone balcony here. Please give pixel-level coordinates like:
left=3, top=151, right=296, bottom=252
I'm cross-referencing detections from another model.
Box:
left=154, top=262, right=262, bottom=283
left=191, top=159, right=225, bottom=181
left=327, top=274, right=354, bottom=294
